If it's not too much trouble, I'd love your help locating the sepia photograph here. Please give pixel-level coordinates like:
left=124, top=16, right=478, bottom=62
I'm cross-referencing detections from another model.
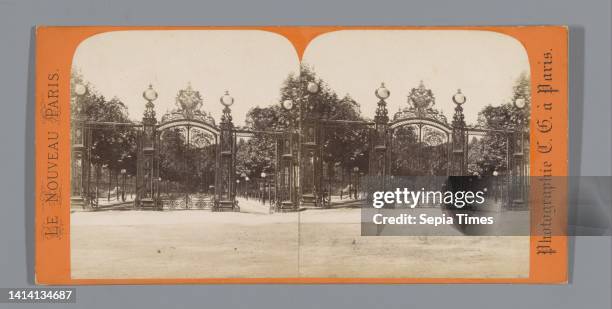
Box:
left=69, top=30, right=531, bottom=279
left=5, top=0, right=603, bottom=306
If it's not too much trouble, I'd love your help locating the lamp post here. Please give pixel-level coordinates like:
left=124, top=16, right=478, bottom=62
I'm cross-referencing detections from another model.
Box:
left=240, top=172, right=247, bottom=197
left=492, top=170, right=500, bottom=202
left=157, top=177, right=162, bottom=200
left=236, top=179, right=240, bottom=197
left=353, top=166, right=360, bottom=199
left=120, top=168, right=127, bottom=202
left=260, top=172, right=267, bottom=205
left=245, top=176, right=250, bottom=199
left=127, top=174, right=132, bottom=199
left=117, top=158, right=123, bottom=201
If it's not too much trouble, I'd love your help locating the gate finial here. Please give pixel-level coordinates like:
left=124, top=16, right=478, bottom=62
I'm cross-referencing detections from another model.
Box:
left=374, top=82, right=390, bottom=124
left=143, top=84, right=158, bottom=120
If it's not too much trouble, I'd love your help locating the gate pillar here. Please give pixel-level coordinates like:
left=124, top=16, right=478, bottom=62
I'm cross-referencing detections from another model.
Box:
left=71, top=84, right=89, bottom=209
left=369, top=83, right=390, bottom=177
left=511, top=99, right=528, bottom=206
left=511, top=130, right=526, bottom=206
left=276, top=132, right=299, bottom=211
left=137, top=85, right=158, bottom=209
left=299, top=81, right=324, bottom=207
left=369, top=83, right=391, bottom=205
left=450, top=90, right=467, bottom=176
left=300, top=121, right=322, bottom=207
left=214, top=91, right=238, bottom=211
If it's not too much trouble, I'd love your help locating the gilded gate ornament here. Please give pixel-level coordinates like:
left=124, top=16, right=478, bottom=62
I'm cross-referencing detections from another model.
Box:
left=159, top=83, right=216, bottom=125
left=394, top=81, right=448, bottom=124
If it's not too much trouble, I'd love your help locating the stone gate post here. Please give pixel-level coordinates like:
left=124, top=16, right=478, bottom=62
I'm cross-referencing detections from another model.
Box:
left=138, top=84, right=158, bottom=209
left=214, top=91, right=238, bottom=211
left=370, top=83, right=390, bottom=179
left=71, top=84, right=89, bottom=209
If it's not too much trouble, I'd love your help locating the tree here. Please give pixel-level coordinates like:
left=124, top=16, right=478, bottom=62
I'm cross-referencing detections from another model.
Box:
left=236, top=65, right=370, bottom=189
left=467, top=136, right=485, bottom=175
left=321, top=94, right=369, bottom=179
left=390, top=125, right=449, bottom=176
left=157, top=127, right=216, bottom=192
left=71, top=70, right=138, bottom=199
left=474, top=72, right=530, bottom=175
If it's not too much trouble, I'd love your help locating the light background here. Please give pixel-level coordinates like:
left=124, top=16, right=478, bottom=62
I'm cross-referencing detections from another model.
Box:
left=73, top=30, right=300, bottom=125
left=0, top=0, right=609, bottom=309
left=303, top=30, right=528, bottom=124
left=74, top=29, right=528, bottom=126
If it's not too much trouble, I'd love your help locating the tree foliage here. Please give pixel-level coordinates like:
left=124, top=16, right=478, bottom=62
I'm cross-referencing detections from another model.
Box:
left=158, top=128, right=216, bottom=191
left=71, top=70, right=138, bottom=175
left=72, top=65, right=531, bottom=189
left=236, top=65, right=370, bottom=181
left=470, top=72, right=531, bottom=175
left=391, top=126, right=449, bottom=176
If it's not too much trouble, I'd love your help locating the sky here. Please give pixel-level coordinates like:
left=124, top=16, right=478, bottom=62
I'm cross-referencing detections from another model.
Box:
left=73, top=30, right=300, bottom=125
left=73, top=30, right=529, bottom=126
left=302, top=30, right=530, bottom=124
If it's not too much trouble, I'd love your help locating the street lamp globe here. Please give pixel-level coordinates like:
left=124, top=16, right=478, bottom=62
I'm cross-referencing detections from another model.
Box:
left=375, top=82, right=390, bottom=100
left=143, top=84, right=158, bottom=102
left=261, top=172, right=267, bottom=179
left=306, top=81, right=319, bottom=94
left=74, top=83, right=87, bottom=96
left=452, top=89, right=466, bottom=105
left=282, top=99, right=294, bottom=110
left=220, top=90, right=234, bottom=107
left=514, top=98, right=526, bottom=109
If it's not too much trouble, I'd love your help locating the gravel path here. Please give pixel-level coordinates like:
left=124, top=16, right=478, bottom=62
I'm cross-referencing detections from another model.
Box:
left=71, top=200, right=529, bottom=279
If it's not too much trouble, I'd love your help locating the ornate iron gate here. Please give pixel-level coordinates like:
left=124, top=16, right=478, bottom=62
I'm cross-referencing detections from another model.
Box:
left=136, top=84, right=238, bottom=211
left=70, top=80, right=528, bottom=211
